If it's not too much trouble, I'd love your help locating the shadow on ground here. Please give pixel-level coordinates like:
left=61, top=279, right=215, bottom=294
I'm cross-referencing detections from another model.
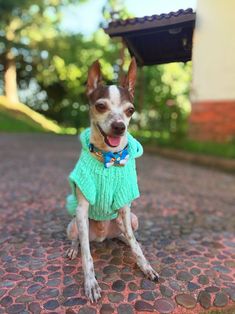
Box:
left=0, top=134, right=235, bottom=313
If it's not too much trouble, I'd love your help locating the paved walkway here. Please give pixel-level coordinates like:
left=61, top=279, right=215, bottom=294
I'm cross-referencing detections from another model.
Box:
left=0, top=134, right=235, bottom=314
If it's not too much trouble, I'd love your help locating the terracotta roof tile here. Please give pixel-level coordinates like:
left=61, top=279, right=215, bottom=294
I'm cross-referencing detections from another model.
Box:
left=108, top=8, right=194, bottom=29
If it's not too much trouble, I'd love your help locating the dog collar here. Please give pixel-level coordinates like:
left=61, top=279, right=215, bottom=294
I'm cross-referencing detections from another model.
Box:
left=89, top=143, right=129, bottom=168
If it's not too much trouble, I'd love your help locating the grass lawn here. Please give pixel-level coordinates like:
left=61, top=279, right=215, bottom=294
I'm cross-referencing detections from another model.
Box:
left=0, top=107, right=46, bottom=132
left=0, top=96, right=76, bottom=134
left=134, top=131, right=235, bottom=159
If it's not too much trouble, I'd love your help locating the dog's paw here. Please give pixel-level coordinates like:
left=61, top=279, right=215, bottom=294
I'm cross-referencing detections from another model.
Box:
left=65, top=247, right=78, bottom=260
left=142, top=264, right=159, bottom=282
left=85, top=277, right=102, bottom=303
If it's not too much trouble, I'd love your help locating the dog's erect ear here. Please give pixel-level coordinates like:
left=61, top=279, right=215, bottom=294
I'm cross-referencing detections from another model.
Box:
left=122, top=57, right=137, bottom=101
left=86, top=60, right=102, bottom=96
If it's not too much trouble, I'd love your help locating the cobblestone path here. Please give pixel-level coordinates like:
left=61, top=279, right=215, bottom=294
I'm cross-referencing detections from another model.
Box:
left=0, top=134, right=235, bottom=313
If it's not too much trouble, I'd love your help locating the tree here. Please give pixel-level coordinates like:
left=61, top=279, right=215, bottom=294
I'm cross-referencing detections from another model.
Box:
left=0, top=0, right=192, bottom=138
left=134, top=62, right=192, bottom=138
left=0, top=0, right=78, bottom=103
left=33, top=29, right=121, bottom=127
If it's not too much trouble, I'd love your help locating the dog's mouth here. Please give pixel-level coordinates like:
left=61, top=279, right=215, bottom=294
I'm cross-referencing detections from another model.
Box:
left=97, top=124, right=122, bottom=147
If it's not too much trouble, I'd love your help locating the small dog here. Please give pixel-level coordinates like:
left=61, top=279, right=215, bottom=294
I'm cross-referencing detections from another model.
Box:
left=66, top=58, right=159, bottom=302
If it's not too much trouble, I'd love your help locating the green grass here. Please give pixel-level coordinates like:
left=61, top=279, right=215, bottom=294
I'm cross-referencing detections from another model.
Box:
left=133, top=130, right=235, bottom=159
left=0, top=96, right=76, bottom=134
left=0, top=107, right=46, bottom=132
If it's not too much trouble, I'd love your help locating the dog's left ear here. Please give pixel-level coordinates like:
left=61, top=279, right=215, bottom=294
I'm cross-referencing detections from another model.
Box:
left=121, top=57, right=137, bottom=101
left=86, top=60, right=102, bottom=96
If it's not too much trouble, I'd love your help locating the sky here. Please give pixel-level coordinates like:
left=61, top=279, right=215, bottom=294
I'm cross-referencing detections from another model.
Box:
left=61, top=0, right=197, bottom=36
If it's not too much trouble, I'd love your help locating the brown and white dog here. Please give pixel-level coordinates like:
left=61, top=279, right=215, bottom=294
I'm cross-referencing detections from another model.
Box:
left=66, top=58, right=159, bottom=302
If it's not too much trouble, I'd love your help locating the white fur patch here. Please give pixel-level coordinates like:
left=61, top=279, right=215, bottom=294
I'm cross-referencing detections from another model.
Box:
left=108, top=85, right=121, bottom=107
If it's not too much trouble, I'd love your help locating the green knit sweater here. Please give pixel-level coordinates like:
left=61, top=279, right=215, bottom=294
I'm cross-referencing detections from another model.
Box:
left=66, top=128, right=143, bottom=221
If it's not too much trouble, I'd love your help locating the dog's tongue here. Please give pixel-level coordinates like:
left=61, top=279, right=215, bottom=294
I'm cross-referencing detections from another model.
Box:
left=106, top=136, right=121, bottom=147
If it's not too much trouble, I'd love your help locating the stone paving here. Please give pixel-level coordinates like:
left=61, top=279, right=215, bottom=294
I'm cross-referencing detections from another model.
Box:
left=0, top=133, right=235, bottom=314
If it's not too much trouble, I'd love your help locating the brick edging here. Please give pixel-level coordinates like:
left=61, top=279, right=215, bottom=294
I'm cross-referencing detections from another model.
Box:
left=144, top=145, right=235, bottom=172
left=189, top=100, right=235, bottom=142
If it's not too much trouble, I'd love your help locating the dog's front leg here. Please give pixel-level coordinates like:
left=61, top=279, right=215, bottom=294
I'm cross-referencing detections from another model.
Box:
left=117, top=206, right=159, bottom=281
left=76, top=190, right=101, bottom=302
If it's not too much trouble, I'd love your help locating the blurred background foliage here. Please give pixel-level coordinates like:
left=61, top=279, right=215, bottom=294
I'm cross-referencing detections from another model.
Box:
left=0, top=0, right=192, bottom=141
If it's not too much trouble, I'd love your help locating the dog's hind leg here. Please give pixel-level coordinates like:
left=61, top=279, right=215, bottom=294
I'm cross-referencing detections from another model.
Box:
left=117, top=212, right=139, bottom=245
left=66, top=218, right=79, bottom=259
left=116, top=206, right=159, bottom=281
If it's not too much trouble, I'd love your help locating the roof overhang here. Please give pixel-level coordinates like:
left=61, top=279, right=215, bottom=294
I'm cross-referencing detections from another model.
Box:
left=104, top=9, right=196, bottom=66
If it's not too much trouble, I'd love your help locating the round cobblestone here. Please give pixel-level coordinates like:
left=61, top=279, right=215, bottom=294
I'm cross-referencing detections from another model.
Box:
left=63, top=284, right=79, bottom=297
left=162, top=257, right=175, bottom=264
left=20, top=271, right=33, bottom=279
left=6, top=303, right=26, bottom=313
left=225, top=288, right=235, bottom=302
left=141, top=291, right=158, bottom=301
left=78, top=307, right=96, bottom=314
left=169, top=280, right=181, bottom=291
left=28, top=302, right=41, bottom=314
left=103, top=265, right=118, bottom=274
left=15, top=295, right=34, bottom=303
left=9, top=287, right=25, bottom=297
left=128, top=293, right=137, bottom=302
left=160, top=285, right=173, bottom=297
left=120, top=273, right=134, bottom=281
left=117, top=304, right=134, bottom=314
left=190, top=267, right=201, bottom=275
left=107, top=292, right=124, bottom=303
left=134, top=300, right=154, bottom=312
left=63, top=297, right=87, bottom=307
left=175, top=293, right=197, bottom=309
left=213, top=292, right=228, bottom=307
left=205, top=286, right=220, bottom=293
left=176, top=271, right=193, bottom=282
left=112, top=280, right=125, bottom=292
left=159, top=268, right=176, bottom=278
left=198, top=291, right=211, bottom=309
left=128, top=282, right=138, bottom=291
left=0, top=289, right=6, bottom=298
left=187, top=282, right=200, bottom=291
left=100, top=304, right=114, bottom=314
left=154, top=298, right=175, bottom=313
left=43, top=299, right=59, bottom=310
left=47, top=279, right=61, bottom=286
left=0, top=295, right=13, bottom=307
left=36, top=288, right=59, bottom=300
left=198, top=275, right=209, bottom=285
left=140, top=278, right=156, bottom=290
left=27, top=284, right=42, bottom=294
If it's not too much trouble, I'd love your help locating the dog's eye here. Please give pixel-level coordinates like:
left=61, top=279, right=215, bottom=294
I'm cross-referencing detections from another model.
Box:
left=126, top=107, right=135, bottom=117
left=95, top=102, right=107, bottom=112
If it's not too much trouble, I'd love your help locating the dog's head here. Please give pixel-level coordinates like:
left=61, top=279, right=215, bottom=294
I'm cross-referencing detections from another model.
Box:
left=86, top=58, right=137, bottom=148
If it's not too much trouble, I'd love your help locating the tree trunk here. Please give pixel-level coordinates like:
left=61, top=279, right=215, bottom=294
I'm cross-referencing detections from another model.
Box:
left=4, top=50, right=19, bottom=103
left=137, top=67, right=144, bottom=129
left=118, top=39, right=126, bottom=85
left=138, top=67, right=144, bottom=112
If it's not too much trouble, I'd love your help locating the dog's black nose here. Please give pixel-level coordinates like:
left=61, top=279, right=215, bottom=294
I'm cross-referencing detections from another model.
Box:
left=111, top=121, right=126, bottom=135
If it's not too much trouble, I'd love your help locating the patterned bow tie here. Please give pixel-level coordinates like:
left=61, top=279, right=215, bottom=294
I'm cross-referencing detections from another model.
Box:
left=89, top=143, right=129, bottom=168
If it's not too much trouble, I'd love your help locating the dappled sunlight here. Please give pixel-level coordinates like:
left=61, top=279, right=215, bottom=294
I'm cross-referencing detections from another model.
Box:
left=0, top=96, right=76, bottom=134
left=161, top=63, right=192, bottom=113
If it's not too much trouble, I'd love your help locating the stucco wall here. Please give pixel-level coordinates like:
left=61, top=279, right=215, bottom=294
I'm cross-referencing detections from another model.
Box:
left=191, top=0, right=235, bottom=101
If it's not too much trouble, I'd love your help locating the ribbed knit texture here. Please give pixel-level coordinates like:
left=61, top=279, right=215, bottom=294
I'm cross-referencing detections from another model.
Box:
left=66, top=128, right=143, bottom=221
